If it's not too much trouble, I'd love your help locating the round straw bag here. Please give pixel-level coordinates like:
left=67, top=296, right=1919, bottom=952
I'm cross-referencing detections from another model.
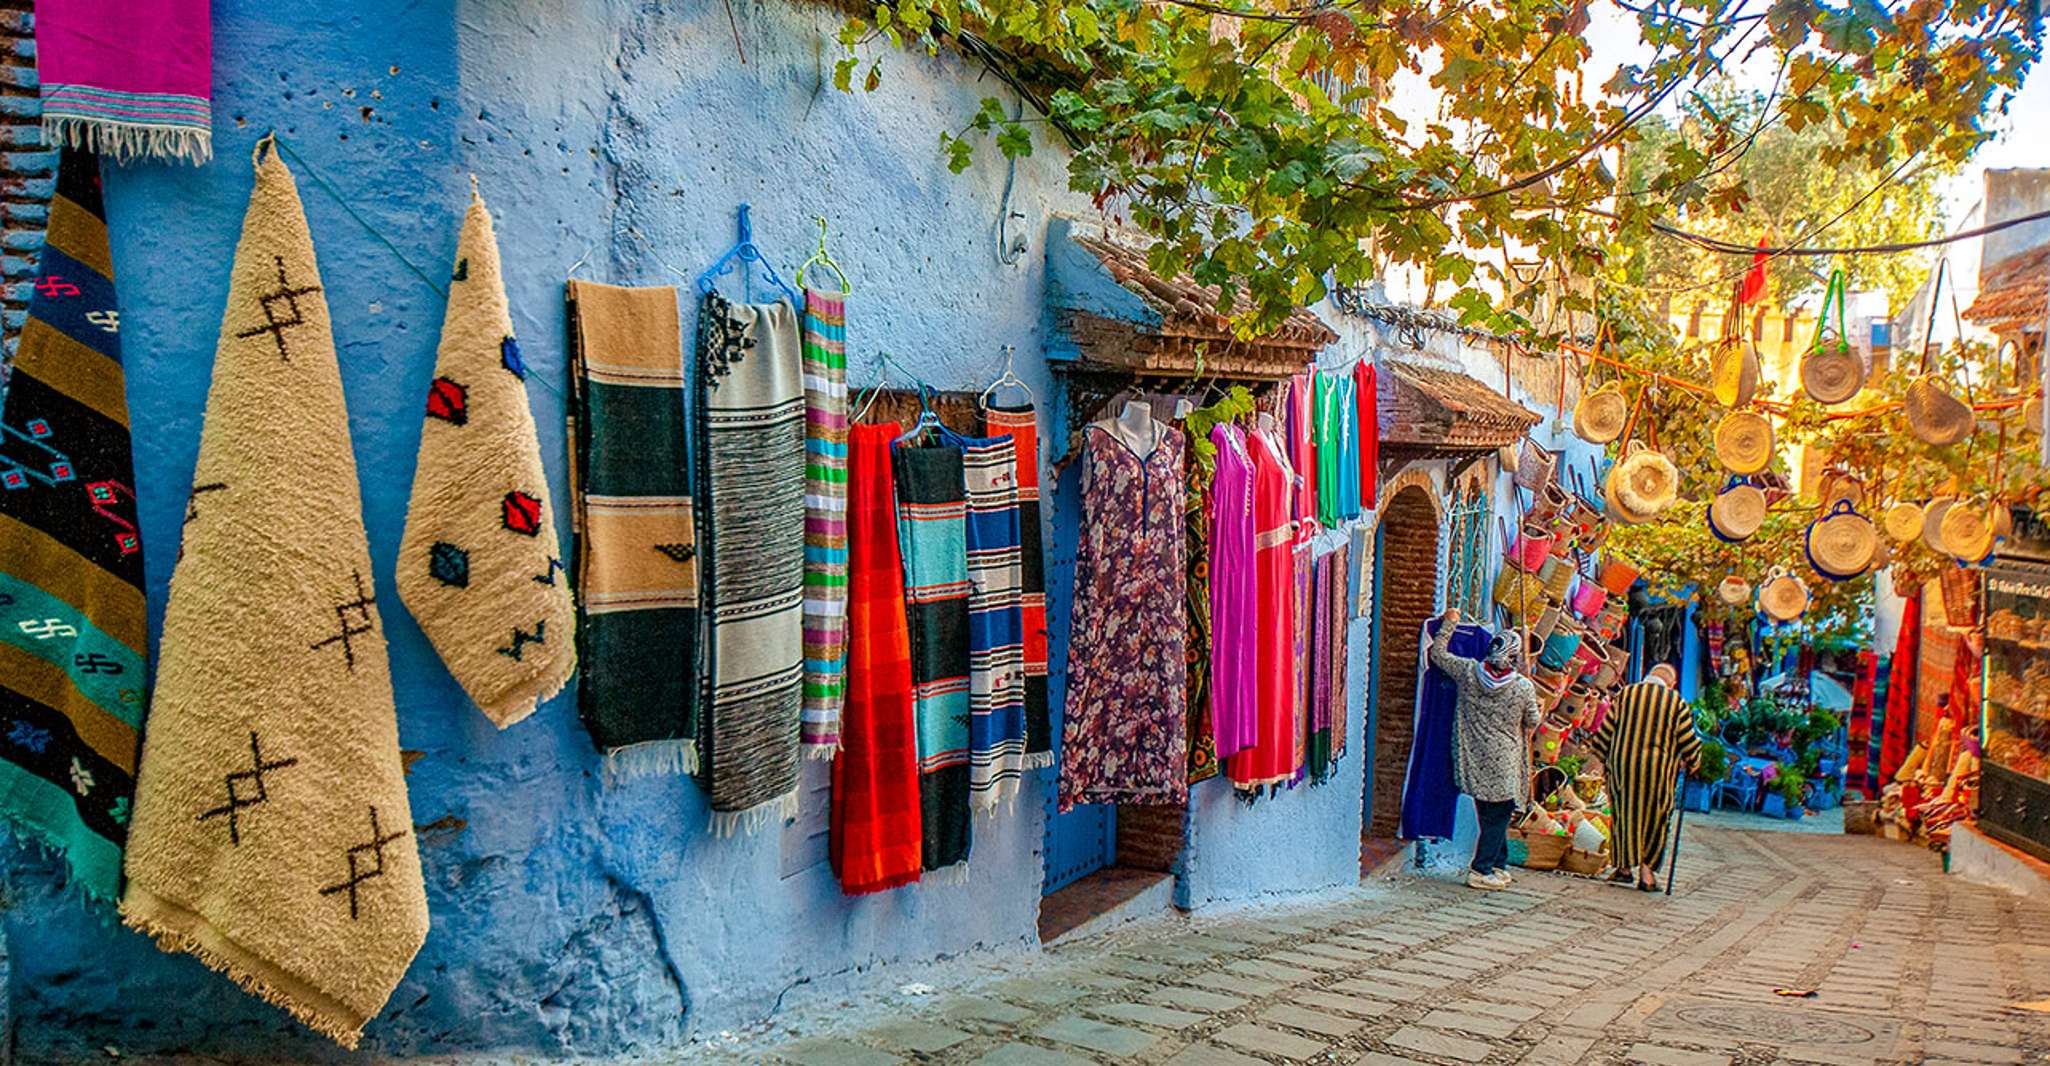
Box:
left=1906, top=375, right=1973, bottom=446
left=1714, top=410, right=1775, bottom=475
left=1939, top=500, right=1994, bottom=562
left=1800, top=272, right=1863, bottom=404
left=1574, top=383, right=1629, bottom=445
left=1709, top=478, right=1766, bottom=542
left=1614, top=441, right=1679, bottom=517
left=1806, top=499, right=1876, bottom=581
left=1921, top=496, right=1957, bottom=556
left=1882, top=501, right=1925, bottom=543
left=1818, top=470, right=1864, bottom=513
left=1710, top=337, right=1760, bottom=409
left=1716, top=575, right=1752, bottom=605
left=1602, top=470, right=1649, bottom=526
left=1758, top=566, right=1810, bottom=622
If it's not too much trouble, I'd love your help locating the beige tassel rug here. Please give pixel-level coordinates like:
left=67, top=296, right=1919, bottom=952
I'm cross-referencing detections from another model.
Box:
left=120, top=137, right=427, bottom=1050
left=398, top=185, right=574, bottom=727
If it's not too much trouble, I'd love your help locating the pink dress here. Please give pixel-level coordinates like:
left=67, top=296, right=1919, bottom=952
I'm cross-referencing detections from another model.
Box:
left=1208, top=424, right=1257, bottom=759
left=1227, top=427, right=1298, bottom=789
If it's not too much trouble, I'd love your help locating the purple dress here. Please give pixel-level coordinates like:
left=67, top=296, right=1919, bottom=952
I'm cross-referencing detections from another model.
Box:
left=1208, top=424, right=1257, bottom=760
left=1061, top=423, right=1188, bottom=811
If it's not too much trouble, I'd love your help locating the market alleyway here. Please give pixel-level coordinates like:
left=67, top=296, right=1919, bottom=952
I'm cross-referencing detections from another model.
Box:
left=700, top=827, right=2050, bottom=1066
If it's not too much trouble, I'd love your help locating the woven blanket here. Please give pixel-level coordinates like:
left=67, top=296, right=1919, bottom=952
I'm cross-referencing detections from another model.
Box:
left=34, top=0, right=211, bottom=164
left=1180, top=418, right=1217, bottom=783
left=892, top=439, right=971, bottom=872
left=398, top=190, right=573, bottom=728
left=695, top=293, right=804, bottom=833
left=121, top=142, right=426, bottom=1049
left=800, top=287, right=849, bottom=757
left=566, top=280, right=698, bottom=776
left=938, top=426, right=1029, bottom=809
left=980, top=404, right=1051, bottom=765
left=829, top=422, right=922, bottom=895
left=0, top=149, right=144, bottom=905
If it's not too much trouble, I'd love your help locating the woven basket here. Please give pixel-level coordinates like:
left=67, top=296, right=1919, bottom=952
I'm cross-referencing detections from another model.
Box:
left=1493, top=566, right=1548, bottom=622
left=1539, top=555, right=1575, bottom=600
left=1801, top=342, right=1864, bottom=405
left=1906, top=375, right=1973, bottom=446
left=1709, top=479, right=1767, bottom=541
left=1939, top=500, right=1994, bottom=561
left=1818, top=470, right=1865, bottom=513
left=1514, top=829, right=1569, bottom=871
left=1513, top=438, right=1557, bottom=491
left=1710, top=338, right=1759, bottom=409
left=1574, top=383, right=1629, bottom=444
left=1883, top=501, right=1925, bottom=543
left=1806, top=499, right=1876, bottom=581
left=1759, top=566, right=1809, bottom=622
left=1940, top=567, right=1982, bottom=630
left=1716, top=575, right=1752, bottom=605
left=1615, top=442, right=1679, bottom=517
left=1921, top=497, right=1957, bottom=555
left=1714, top=410, right=1775, bottom=475
left=1602, top=472, right=1649, bottom=526
left=1599, top=556, right=1640, bottom=596
left=1560, top=847, right=1608, bottom=877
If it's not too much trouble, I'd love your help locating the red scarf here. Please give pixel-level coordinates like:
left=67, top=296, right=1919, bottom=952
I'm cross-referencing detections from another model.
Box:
left=1880, top=592, right=1919, bottom=784
left=830, top=422, right=924, bottom=895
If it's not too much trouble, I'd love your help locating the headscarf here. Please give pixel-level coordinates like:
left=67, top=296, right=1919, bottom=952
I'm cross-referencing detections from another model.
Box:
left=1647, top=664, right=1677, bottom=688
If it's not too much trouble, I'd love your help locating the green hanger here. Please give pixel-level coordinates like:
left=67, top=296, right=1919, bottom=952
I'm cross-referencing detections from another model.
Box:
left=796, top=215, right=853, bottom=294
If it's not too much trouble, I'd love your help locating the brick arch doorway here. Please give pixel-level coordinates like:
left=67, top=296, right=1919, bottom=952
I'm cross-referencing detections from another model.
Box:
left=1363, top=482, right=1439, bottom=869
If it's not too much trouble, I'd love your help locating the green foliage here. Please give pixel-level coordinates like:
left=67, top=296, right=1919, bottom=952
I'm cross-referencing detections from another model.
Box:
left=1775, top=764, right=1810, bottom=804
left=1692, top=742, right=1730, bottom=783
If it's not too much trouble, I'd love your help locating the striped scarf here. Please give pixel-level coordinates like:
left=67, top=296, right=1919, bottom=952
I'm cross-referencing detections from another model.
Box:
left=0, top=149, right=144, bottom=905
left=980, top=404, right=1052, bottom=766
left=892, top=439, right=971, bottom=872
left=694, top=293, right=805, bottom=833
left=566, top=281, right=699, bottom=776
left=799, top=288, right=849, bottom=757
left=34, top=0, right=212, bottom=164
left=939, top=427, right=1030, bottom=809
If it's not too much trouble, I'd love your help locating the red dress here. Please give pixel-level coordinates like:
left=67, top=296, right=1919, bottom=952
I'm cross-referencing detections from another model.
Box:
left=1228, top=427, right=1299, bottom=788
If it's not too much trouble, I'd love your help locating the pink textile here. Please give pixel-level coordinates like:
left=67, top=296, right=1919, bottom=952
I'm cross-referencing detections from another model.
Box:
left=35, top=0, right=212, bottom=163
left=1208, top=423, right=1257, bottom=759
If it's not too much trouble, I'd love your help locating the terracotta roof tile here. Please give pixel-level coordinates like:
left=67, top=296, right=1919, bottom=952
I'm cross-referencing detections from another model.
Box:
left=1070, top=232, right=1337, bottom=348
left=1381, top=358, right=1541, bottom=452
left=1963, top=243, right=2050, bottom=334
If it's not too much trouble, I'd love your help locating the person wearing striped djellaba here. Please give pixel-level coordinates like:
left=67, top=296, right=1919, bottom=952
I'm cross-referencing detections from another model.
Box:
left=1589, top=665, right=1703, bottom=893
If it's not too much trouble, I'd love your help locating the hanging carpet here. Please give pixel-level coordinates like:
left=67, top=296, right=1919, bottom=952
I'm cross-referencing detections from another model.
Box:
left=981, top=403, right=1052, bottom=766
left=894, top=438, right=972, bottom=871
left=937, top=425, right=1032, bottom=810
left=799, top=287, right=850, bottom=757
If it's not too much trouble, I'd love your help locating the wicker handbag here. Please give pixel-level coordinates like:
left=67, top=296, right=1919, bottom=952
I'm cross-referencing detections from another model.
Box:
left=1921, top=496, right=1957, bottom=555
left=1714, top=410, right=1775, bottom=475
left=1560, top=846, right=1608, bottom=877
left=1710, top=336, right=1760, bottom=409
left=1709, top=477, right=1767, bottom=542
left=1575, top=382, right=1629, bottom=445
left=1716, top=575, right=1752, bottom=605
left=1759, top=566, right=1810, bottom=622
left=1939, top=499, right=1995, bottom=561
left=1806, top=499, right=1876, bottom=582
left=1800, top=271, right=1864, bottom=405
left=1614, top=441, right=1679, bottom=517
left=1513, top=437, right=1557, bottom=491
left=1905, top=261, right=1973, bottom=445
left=1939, top=567, right=1982, bottom=630
left=1883, top=501, right=1926, bottom=543
left=1493, top=566, right=1548, bottom=622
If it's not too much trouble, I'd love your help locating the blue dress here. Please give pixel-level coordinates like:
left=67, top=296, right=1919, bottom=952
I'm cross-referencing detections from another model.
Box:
left=1401, top=618, right=1491, bottom=839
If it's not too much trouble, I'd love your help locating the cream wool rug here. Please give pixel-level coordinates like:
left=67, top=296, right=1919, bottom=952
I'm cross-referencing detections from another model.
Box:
left=398, top=186, right=574, bottom=727
left=121, top=138, right=427, bottom=1050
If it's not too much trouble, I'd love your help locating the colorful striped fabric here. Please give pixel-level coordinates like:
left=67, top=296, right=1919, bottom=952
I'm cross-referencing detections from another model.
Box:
left=938, top=427, right=1030, bottom=809
left=892, top=439, right=972, bottom=872
left=0, top=150, right=145, bottom=904
left=981, top=404, right=1053, bottom=768
left=799, top=288, right=850, bottom=757
left=35, top=1, right=212, bottom=164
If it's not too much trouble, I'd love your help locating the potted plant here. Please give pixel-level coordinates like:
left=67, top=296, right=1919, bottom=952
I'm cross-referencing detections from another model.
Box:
left=1767, top=769, right=1808, bottom=820
left=1760, top=762, right=1793, bottom=818
left=1684, top=744, right=1729, bottom=812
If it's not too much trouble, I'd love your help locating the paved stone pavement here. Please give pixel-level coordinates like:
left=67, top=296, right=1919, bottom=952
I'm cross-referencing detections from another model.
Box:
left=704, top=826, right=2050, bottom=1065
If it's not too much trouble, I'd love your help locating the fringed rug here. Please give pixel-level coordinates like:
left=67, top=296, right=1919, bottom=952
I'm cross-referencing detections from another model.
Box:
left=694, top=293, right=804, bottom=834
left=892, top=438, right=971, bottom=873
left=799, top=287, right=849, bottom=757
left=566, top=280, right=699, bottom=776
left=398, top=188, right=574, bottom=728
left=938, top=427, right=1030, bottom=810
left=121, top=139, right=426, bottom=1049
left=0, top=148, right=146, bottom=905
left=981, top=404, right=1052, bottom=768
left=829, top=422, right=922, bottom=895
left=35, top=0, right=212, bottom=164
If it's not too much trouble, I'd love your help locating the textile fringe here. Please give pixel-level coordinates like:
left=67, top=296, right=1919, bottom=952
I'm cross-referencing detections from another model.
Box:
left=1020, top=751, right=1057, bottom=771
left=0, top=813, right=119, bottom=908
left=922, top=862, right=972, bottom=888
left=708, top=790, right=800, bottom=838
left=121, top=912, right=364, bottom=1050
left=603, top=739, right=697, bottom=784
left=42, top=116, right=211, bottom=165
left=971, top=791, right=1023, bottom=817
left=801, top=742, right=840, bottom=761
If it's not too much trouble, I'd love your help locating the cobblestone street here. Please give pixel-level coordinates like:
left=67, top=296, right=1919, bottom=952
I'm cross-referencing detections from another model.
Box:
left=714, top=828, right=2050, bottom=1066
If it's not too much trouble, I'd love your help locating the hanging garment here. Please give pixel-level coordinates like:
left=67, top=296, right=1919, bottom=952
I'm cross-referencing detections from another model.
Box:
left=936, top=426, right=1031, bottom=810
left=1881, top=590, right=1920, bottom=783
left=1060, top=423, right=1188, bottom=810
left=1179, top=414, right=1218, bottom=784
left=1307, top=552, right=1334, bottom=780
left=567, top=280, right=698, bottom=774
left=1335, top=371, right=1362, bottom=520
left=1207, top=423, right=1257, bottom=762
left=1325, top=541, right=1351, bottom=764
left=1590, top=680, right=1704, bottom=869
left=981, top=404, right=1053, bottom=769
left=120, top=143, right=426, bottom=1049
left=1292, top=536, right=1312, bottom=781
left=1847, top=650, right=1876, bottom=795
left=1355, top=360, right=1378, bottom=510
left=397, top=190, right=574, bottom=729
left=1401, top=618, right=1482, bottom=839
left=0, top=149, right=144, bottom=905
left=694, top=292, right=805, bottom=833
left=1226, top=427, right=1296, bottom=790
left=830, top=423, right=922, bottom=895
left=893, top=439, right=972, bottom=871
left=34, top=0, right=211, bottom=164
left=1314, top=370, right=1341, bottom=528
left=1288, top=371, right=1319, bottom=529
left=799, top=287, right=850, bottom=757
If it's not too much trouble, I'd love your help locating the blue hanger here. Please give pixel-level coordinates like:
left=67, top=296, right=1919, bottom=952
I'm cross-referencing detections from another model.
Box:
left=894, top=382, right=944, bottom=446
left=696, top=203, right=800, bottom=306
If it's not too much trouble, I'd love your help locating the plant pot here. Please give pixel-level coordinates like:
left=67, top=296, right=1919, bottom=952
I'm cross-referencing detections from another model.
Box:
left=1762, top=792, right=1789, bottom=819
left=1682, top=779, right=1716, bottom=812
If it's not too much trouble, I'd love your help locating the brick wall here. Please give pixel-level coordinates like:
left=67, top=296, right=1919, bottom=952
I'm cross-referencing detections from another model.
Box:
left=1115, top=803, right=1185, bottom=874
left=1367, top=483, right=1440, bottom=839
left=0, top=0, right=49, bottom=373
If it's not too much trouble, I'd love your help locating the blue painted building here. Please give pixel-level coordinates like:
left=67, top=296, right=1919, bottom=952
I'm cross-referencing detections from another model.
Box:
left=0, top=1, right=1612, bottom=1059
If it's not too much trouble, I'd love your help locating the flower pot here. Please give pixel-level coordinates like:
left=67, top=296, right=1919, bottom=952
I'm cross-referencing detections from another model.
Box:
left=1762, top=792, right=1789, bottom=819
left=1682, top=779, right=1717, bottom=813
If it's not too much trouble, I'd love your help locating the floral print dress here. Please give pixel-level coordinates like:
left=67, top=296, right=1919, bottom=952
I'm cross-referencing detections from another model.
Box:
left=1059, top=421, right=1188, bottom=811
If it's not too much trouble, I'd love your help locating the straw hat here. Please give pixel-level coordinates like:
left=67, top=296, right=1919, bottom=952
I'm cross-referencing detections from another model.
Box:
left=1711, top=339, right=1759, bottom=409
left=1882, top=501, right=1925, bottom=543
left=1716, top=575, right=1752, bottom=605
left=1574, top=383, right=1629, bottom=444
left=1921, top=496, right=1956, bottom=555
left=1939, top=500, right=1994, bottom=561
left=1806, top=499, right=1876, bottom=581
left=1709, top=479, right=1767, bottom=541
left=1758, top=567, right=1810, bottom=622
left=1801, top=342, right=1864, bottom=405
left=1714, top=411, right=1775, bottom=475
left=1614, top=441, right=1679, bottom=517
left=1906, top=375, right=1973, bottom=446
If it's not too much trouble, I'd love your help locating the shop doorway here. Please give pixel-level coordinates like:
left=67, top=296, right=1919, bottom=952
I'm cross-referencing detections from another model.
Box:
left=1363, top=484, right=1439, bottom=869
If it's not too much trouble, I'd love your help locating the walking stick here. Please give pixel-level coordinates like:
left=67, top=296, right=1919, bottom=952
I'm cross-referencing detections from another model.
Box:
left=1664, top=770, right=1686, bottom=896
